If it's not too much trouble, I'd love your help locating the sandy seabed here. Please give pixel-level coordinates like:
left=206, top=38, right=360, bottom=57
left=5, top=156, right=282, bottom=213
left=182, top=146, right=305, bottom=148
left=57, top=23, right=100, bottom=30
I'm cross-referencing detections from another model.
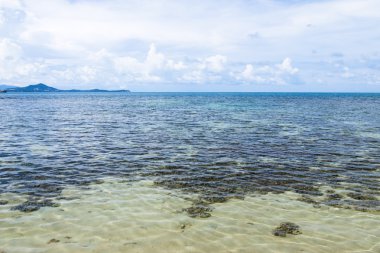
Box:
left=0, top=179, right=379, bottom=253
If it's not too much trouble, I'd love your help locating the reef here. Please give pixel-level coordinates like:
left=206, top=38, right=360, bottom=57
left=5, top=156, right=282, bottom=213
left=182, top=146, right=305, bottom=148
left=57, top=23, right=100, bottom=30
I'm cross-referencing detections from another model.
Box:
left=47, top=239, right=60, bottom=244
left=11, top=198, right=59, bottom=212
left=297, top=195, right=319, bottom=205
left=347, top=192, right=377, bottom=201
left=0, top=200, right=9, bottom=205
left=1, top=92, right=380, bottom=220
left=183, top=202, right=213, bottom=218
left=327, top=193, right=343, bottom=200
left=272, top=222, right=302, bottom=237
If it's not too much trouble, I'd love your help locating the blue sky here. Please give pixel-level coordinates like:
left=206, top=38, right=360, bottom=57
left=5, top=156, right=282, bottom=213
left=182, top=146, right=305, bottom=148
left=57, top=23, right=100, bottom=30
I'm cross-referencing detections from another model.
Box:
left=0, top=0, right=379, bottom=91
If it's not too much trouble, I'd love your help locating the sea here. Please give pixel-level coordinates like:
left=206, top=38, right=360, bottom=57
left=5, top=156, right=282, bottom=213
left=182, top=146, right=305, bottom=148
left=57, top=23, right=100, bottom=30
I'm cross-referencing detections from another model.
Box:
left=0, top=92, right=379, bottom=253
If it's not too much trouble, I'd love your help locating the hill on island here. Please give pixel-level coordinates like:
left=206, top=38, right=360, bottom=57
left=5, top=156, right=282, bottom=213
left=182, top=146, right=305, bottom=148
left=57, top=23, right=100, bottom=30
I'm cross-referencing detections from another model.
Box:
left=6, top=83, right=59, bottom=92
left=3, top=83, right=130, bottom=92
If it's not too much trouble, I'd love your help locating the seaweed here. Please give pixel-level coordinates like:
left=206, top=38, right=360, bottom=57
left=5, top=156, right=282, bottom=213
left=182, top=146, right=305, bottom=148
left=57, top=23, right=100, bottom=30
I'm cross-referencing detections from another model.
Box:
left=347, top=192, right=377, bottom=201
left=272, top=222, right=302, bottom=237
left=183, top=203, right=213, bottom=218
left=47, top=239, right=60, bottom=244
left=297, top=195, right=319, bottom=205
left=0, top=200, right=9, bottom=205
left=11, top=199, right=60, bottom=213
left=327, top=193, right=343, bottom=200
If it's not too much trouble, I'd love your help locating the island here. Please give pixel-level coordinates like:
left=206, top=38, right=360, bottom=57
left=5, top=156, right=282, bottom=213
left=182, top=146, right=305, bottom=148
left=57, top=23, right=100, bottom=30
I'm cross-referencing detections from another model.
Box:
left=2, top=83, right=130, bottom=93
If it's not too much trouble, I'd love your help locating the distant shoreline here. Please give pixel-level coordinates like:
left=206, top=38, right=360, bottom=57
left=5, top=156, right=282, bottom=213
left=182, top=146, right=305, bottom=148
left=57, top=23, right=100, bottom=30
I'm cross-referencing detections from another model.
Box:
left=1, top=84, right=379, bottom=94
left=1, top=83, right=130, bottom=93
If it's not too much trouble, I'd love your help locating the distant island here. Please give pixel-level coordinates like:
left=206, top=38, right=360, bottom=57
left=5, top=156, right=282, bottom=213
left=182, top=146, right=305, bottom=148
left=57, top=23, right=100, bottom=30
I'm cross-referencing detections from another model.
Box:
left=0, top=83, right=130, bottom=93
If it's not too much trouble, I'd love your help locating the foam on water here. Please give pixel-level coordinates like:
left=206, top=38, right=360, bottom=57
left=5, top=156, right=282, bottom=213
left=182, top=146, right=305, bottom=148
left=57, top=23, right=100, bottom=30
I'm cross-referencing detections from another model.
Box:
left=1, top=178, right=379, bottom=253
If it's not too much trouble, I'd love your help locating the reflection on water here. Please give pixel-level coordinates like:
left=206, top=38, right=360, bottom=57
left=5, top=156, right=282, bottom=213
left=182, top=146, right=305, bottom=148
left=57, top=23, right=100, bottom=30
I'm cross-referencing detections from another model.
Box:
left=0, top=92, right=380, bottom=252
left=0, top=179, right=379, bottom=253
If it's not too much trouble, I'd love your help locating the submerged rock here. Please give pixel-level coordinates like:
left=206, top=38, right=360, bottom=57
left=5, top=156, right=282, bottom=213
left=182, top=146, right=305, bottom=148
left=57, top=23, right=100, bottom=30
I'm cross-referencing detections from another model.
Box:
left=183, top=204, right=213, bottom=218
left=327, top=193, right=343, bottom=200
left=272, top=229, right=287, bottom=237
left=11, top=199, right=60, bottom=213
left=47, top=238, right=60, bottom=244
left=297, top=195, right=318, bottom=205
left=179, top=222, right=192, bottom=231
left=0, top=200, right=9, bottom=205
left=272, top=222, right=302, bottom=237
left=347, top=192, right=377, bottom=201
left=201, top=195, right=229, bottom=204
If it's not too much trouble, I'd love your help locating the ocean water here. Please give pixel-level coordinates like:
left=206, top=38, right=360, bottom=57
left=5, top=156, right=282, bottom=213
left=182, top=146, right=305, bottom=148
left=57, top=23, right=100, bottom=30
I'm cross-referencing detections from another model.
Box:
left=0, top=92, right=379, bottom=252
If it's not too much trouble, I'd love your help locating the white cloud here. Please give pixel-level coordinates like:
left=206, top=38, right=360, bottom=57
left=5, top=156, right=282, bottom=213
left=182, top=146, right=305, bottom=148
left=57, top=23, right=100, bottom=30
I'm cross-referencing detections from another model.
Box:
left=277, top=58, right=298, bottom=75
left=234, top=58, right=299, bottom=85
left=241, top=64, right=253, bottom=79
left=77, top=66, right=96, bottom=83
left=178, top=54, right=227, bottom=83
left=181, top=70, right=202, bottom=83
left=0, top=38, right=44, bottom=80
left=0, top=0, right=379, bottom=90
left=202, top=55, right=227, bottom=73
left=146, top=44, right=165, bottom=71
left=238, top=64, right=256, bottom=81
left=342, top=67, right=354, bottom=78
left=166, top=59, right=186, bottom=70
left=114, top=56, right=142, bottom=74
left=0, top=38, right=21, bottom=60
left=0, top=0, right=22, bottom=9
left=112, top=43, right=184, bottom=82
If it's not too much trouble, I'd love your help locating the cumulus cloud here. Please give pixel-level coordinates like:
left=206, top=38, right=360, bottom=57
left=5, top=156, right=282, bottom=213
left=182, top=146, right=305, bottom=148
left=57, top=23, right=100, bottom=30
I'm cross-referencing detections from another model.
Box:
left=110, top=44, right=228, bottom=84
left=0, top=0, right=379, bottom=90
left=0, top=38, right=21, bottom=61
left=238, top=64, right=261, bottom=82
left=277, top=58, right=298, bottom=75
left=146, top=44, right=165, bottom=70
left=202, top=55, right=227, bottom=73
left=112, top=43, right=184, bottom=82
left=0, top=38, right=44, bottom=80
left=234, top=58, right=299, bottom=85
left=0, top=0, right=22, bottom=9
left=166, top=59, right=186, bottom=70
left=179, top=55, right=228, bottom=83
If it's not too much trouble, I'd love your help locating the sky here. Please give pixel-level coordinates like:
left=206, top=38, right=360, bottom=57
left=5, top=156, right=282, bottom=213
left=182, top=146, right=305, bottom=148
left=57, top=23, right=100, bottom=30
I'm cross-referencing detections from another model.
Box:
left=0, top=0, right=379, bottom=92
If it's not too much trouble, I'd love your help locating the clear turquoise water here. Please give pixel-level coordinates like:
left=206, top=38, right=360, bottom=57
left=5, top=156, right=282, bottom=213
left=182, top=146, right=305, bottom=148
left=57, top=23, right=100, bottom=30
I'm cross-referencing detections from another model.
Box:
left=0, top=92, right=379, bottom=211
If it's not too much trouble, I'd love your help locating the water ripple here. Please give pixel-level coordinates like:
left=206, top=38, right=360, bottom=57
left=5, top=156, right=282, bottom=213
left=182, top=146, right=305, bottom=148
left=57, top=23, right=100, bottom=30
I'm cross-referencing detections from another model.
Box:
left=0, top=93, right=379, bottom=212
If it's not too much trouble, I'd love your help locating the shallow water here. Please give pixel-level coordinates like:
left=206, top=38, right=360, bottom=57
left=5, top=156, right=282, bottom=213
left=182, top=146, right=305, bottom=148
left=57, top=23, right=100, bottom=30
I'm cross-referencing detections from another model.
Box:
left=0, top=92, right=380, bottom=252
left=1, top=179, right=379, bottom=253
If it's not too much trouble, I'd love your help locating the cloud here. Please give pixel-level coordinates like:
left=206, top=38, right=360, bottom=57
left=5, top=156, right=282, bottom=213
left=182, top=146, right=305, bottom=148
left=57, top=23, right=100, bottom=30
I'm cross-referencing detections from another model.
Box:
left=146, top=44, right=165, bottom=70
left=0, top=0, right=379, bottom=91
left=179, top=55, right=228, bottom=83
left=112, top=43, right=184, bottom=82
left=277, top=58, right=298, bottom=75
left=342, top=67, right=354, bottom=79
left=0, top=38, right=44, bottom=80
left=77, top=66, right=97, bottom=83
left=0, top=0, right=22, bottom=9
left=202, top=55, right=227, bottom=73
left=238, top=64, right=258, bottom=82
left=0, top=38, right=21, bottom=61
left=234, top=58, right=299, bottom=84
left=109, top=44, right=228, bottom=84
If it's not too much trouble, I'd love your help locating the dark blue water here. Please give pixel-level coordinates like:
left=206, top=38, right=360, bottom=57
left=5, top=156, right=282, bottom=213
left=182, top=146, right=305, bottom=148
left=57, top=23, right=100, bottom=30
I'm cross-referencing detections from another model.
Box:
left=0, top=92, right=379, bottom=212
